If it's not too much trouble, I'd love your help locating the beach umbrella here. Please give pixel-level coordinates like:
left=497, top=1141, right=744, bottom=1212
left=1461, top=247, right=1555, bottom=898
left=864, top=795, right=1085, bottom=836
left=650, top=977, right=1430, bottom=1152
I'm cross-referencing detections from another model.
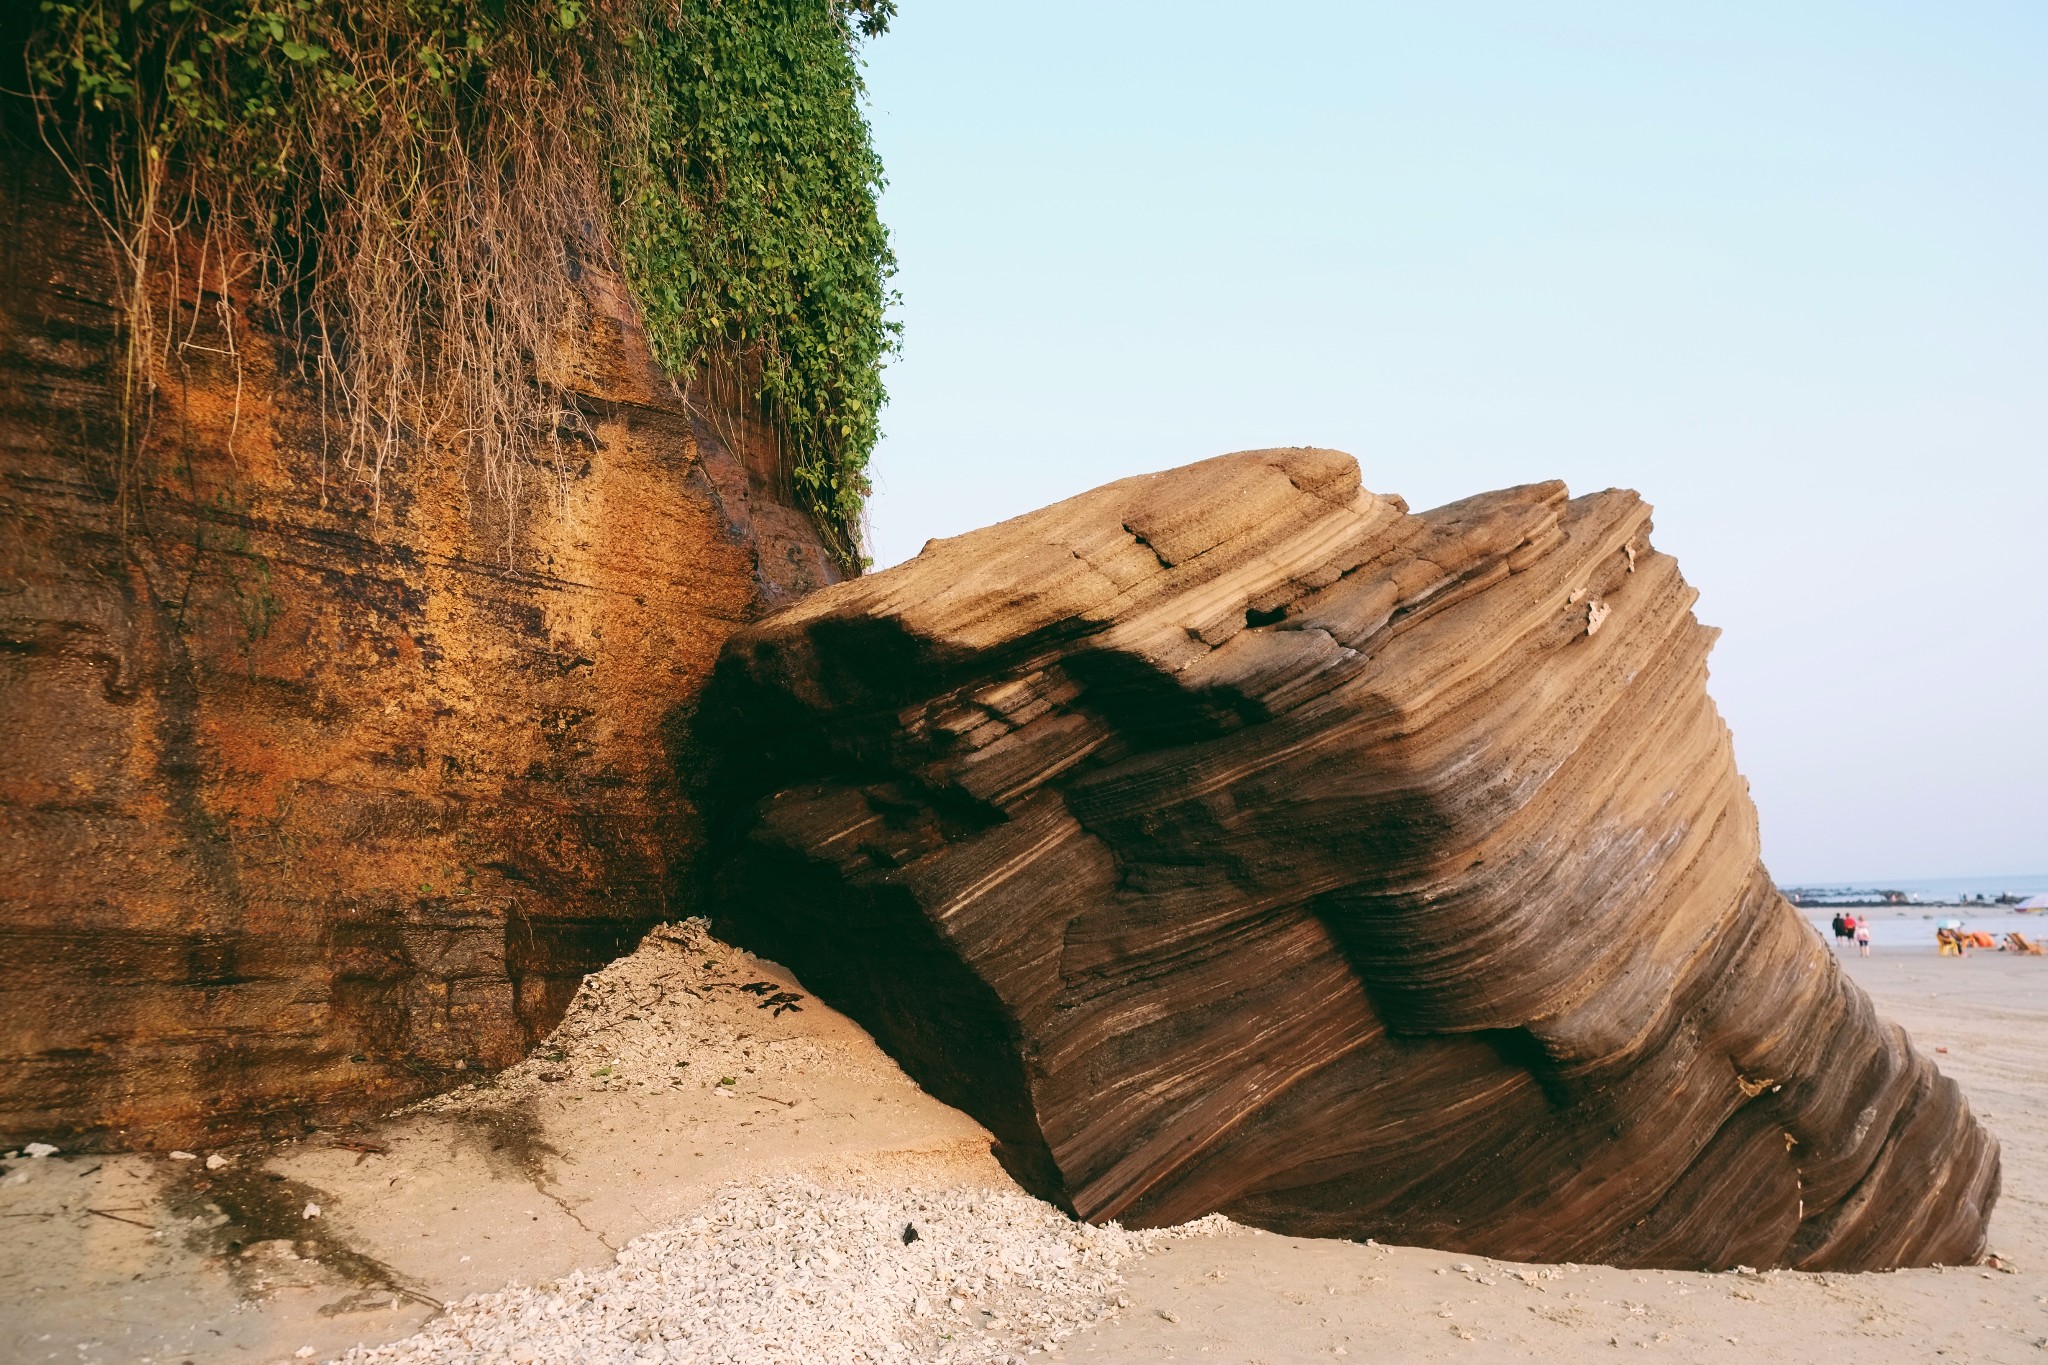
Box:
left=2018, top=894, right=2048, bottom=912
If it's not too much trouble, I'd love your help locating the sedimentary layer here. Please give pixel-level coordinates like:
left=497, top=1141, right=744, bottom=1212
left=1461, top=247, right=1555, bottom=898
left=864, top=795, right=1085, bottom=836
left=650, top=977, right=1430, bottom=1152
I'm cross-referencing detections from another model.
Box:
left=0, top=148, right=835, bottom=1150
left=697, top=447, right=1999, bottom=1270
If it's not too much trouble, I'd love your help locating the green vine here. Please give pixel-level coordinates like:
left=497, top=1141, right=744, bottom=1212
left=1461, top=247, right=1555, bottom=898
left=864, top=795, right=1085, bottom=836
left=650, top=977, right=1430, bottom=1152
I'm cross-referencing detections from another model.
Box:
left=616, top=2, right=897, bottom=552
left=18, top=0, right=897, bottom=569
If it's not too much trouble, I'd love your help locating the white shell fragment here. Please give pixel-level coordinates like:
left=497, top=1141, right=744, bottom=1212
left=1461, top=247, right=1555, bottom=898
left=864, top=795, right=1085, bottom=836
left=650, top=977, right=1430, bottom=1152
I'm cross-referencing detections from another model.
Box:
left=338, top=1177, right=1229, bottom=1365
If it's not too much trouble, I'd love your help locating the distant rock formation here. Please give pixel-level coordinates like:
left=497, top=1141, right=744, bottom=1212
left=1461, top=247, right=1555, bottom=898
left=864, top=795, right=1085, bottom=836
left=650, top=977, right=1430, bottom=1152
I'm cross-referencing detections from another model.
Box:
left=0, top=150, right=835, bottom=1151
left=697, top=448, right=1998, bottom=1270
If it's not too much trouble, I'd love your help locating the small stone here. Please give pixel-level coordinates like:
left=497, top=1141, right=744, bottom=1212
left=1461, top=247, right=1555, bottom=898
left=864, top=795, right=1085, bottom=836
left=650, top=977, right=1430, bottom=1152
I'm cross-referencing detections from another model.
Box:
left=295, top=1349, right=315, bottom=1359
left=22, top=1142, right=57, bottom=1159
left=1157, top=1310, right=1178, bottom=1324
left=168, top=1150, right=197, bottom=1161
left=303, top=1202, right=321, bottom=1219
left=205, top=1154, right=229, bottom=1170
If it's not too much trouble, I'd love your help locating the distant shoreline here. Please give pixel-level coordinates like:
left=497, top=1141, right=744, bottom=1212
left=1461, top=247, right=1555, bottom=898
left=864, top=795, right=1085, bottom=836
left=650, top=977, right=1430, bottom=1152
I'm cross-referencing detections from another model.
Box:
left=1785, top=896, right=2037, bottom=910
left=1778, top=875, right=2046, bottom=911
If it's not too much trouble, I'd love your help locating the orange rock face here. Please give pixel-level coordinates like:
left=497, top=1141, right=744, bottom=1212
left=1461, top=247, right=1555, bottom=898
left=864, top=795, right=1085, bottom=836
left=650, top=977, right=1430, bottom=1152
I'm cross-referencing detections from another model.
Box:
left=699, top=448, right=1998, bottom=1270
left=0, top=156, right=835, bottom=1149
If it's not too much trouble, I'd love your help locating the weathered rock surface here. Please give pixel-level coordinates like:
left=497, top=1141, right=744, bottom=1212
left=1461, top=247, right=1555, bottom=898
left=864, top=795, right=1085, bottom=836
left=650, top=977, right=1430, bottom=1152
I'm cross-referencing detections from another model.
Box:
left=0, top=146, right=835, bottom=1150
left=698, top=448, right=1999, bottom=1270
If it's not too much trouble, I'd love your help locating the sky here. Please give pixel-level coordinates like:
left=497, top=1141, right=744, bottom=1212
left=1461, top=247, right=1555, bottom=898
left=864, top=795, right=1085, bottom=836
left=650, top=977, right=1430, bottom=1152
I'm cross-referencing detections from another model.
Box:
left=853, top=2, right=2046, bottom=885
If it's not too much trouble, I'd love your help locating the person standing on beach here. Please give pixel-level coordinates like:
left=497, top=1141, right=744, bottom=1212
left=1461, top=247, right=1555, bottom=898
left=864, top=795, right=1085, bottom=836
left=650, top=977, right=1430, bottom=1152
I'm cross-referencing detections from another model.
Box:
left=1832, top=913, right=1849, bottom=947
left=1855, top=922, right=1872, bottom=957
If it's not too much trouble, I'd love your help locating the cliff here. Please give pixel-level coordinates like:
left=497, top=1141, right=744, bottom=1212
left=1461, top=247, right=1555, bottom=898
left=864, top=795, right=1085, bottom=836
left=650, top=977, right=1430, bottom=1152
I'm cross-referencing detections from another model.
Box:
left=0, top=151, right=838, bottom=1150
left=697, top=448, right=1999, bottom=1270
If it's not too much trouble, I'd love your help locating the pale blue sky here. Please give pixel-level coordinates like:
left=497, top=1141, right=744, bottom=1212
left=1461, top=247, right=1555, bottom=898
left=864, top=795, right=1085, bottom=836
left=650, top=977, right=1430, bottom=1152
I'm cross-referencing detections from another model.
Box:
left=856, top=2, right=2046, bottom=884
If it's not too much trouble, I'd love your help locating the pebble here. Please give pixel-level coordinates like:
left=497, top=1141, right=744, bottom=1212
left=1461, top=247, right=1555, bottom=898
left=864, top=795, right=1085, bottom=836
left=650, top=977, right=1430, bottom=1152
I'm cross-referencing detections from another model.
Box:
left=22, top=1142, right=58, bottom=1159
left=338, top=1177, right=1230, bottom=1365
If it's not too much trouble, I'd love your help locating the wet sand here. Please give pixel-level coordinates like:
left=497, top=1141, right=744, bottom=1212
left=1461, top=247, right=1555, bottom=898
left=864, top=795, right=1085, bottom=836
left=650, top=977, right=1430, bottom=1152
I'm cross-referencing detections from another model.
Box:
left=1804, top=905, right=2048, bottom=950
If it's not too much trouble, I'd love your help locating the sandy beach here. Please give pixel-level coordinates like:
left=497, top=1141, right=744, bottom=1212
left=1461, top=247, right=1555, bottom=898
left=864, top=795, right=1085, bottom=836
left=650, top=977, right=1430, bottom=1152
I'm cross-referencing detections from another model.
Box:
left=5, top=3, right=2040, bottom=1361
left=5, top=925, right=2044, bottom=1365
left=1803, top=905, right=2048, bottom=951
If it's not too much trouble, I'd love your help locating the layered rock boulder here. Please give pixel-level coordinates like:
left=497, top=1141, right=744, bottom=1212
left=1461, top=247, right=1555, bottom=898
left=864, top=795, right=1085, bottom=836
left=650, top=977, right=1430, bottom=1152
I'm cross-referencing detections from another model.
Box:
left=696, top=448, right=1998, bottom=1270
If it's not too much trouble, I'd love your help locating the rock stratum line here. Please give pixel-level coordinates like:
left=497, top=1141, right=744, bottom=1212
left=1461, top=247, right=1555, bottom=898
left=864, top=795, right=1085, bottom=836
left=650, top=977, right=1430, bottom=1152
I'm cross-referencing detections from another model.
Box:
left=0, top=151, right=836, bottom=1150
left=695, top=448, right=1997, bottom=1271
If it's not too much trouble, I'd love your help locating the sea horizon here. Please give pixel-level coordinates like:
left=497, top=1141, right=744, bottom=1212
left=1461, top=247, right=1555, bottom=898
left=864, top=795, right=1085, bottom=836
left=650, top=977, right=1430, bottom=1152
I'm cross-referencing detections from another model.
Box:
left=1777, top=872, right=2047, bottom=902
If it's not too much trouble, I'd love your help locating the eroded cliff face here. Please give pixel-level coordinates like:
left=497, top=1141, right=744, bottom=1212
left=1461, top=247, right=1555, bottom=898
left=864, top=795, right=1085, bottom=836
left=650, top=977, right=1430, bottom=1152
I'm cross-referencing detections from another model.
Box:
left=698, top=448, right=1998, bottom=1271
left=0, top=153, right=837, bottom=1150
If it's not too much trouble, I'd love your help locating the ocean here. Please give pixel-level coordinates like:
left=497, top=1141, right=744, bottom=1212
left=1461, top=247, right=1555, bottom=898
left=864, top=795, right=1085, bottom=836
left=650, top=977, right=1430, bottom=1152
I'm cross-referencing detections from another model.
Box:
left=1777, top=873, right=2047, bottom=905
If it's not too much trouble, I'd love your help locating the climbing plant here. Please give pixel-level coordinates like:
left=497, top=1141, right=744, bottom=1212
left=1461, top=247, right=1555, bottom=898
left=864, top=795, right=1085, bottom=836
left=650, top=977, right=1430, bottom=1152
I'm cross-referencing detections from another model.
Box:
left=18, top=0, right=896, bottom=569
